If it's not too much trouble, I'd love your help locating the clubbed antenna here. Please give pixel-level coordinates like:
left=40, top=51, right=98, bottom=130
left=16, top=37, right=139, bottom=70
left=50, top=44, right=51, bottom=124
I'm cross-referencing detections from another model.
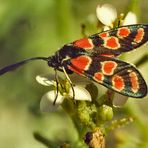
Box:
left=0, top=57, right=49, bottom=76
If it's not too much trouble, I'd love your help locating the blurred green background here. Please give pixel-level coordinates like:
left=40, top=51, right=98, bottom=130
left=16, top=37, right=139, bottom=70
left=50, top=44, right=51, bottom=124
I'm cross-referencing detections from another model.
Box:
left=0, top=0, right=147, bottom=147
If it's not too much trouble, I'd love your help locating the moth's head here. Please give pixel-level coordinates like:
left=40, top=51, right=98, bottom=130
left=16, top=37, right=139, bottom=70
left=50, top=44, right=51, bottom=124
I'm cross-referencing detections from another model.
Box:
left=47, top=55, right=60, bottom=69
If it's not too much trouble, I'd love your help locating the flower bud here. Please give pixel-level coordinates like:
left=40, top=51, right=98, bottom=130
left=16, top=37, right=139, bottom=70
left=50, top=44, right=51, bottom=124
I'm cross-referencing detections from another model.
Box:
left=98, top=105, right=113, bottom=121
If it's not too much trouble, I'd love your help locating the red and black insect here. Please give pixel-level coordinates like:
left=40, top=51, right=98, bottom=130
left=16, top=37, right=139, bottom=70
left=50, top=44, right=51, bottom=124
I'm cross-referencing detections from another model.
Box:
left=0, top=24, right=148, bottom=98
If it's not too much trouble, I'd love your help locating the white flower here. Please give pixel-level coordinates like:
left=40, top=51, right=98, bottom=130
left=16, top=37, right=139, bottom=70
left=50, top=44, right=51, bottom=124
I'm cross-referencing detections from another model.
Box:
left=40, top=91, right=64, bottom=112
left=36, top=74, right=92, bottom=112
left=36, top=75, right=55, bottom=86
left=123, top=11, right=137, bottom=25
left=96, top=4, right=137, bottom=28
left=96, top=4, right=117, bottom=27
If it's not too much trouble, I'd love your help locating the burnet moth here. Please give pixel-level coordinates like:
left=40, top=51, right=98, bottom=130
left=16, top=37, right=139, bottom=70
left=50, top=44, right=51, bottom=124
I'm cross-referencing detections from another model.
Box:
left=0, top=24, right=147, bottom=98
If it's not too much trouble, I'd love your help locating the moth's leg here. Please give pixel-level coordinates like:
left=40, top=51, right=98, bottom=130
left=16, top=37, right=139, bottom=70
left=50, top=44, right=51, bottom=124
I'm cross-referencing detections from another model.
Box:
left=53, top=69, right=59, bottom=105
left=62, top=66, right=75, bottom=102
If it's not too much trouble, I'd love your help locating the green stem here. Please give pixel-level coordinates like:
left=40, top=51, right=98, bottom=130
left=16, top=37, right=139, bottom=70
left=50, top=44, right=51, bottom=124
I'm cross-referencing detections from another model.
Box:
left=33, top=132, right=54, bottom=148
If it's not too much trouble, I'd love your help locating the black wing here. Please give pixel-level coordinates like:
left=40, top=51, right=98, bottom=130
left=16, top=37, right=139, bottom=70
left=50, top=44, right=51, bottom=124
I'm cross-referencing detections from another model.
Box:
left=72, top=24, right=148, bottom=56
left=64, top=54, right=147, bottom=98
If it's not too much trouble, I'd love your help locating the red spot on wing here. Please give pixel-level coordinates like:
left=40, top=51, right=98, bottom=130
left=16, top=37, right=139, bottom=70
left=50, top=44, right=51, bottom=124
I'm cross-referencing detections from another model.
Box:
left=112, top=75, right=124, bottom=91
left=104, top=37, right=120, bottom=50
left=100, top=54, right=115, bottom=58
left=129, top=72, right=139, bottom=93
left=94, top=72, right=104, bottom=83
left=70, top=55, right=92, bottom=71
left=68, top=66, right=83, bottom=75
left=73, top=38, right=93, bottom=49
left=117, top=27, right=130, bottom=38
left=99, top=32, right=109, bottom=38
left=101, top=61, right=117, bottom=75
left=134, top=28, right=144, bottom=43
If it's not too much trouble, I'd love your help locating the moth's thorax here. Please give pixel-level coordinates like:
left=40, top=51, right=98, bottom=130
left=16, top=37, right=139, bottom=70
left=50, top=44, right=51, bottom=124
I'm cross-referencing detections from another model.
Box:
left=47, top=44, right=86, bottom=71
left=58, top=44, right=86, bottom=59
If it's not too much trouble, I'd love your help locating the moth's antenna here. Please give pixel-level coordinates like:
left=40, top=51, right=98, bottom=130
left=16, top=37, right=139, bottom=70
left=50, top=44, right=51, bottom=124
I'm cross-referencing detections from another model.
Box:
left=0, top=57, right=49, bottom=76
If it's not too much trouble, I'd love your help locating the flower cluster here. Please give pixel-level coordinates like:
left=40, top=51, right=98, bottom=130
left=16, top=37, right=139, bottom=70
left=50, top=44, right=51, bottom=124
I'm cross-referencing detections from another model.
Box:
left=36, top=74, right=92, bottom=112
left=96, top=3, right=137, bottom=30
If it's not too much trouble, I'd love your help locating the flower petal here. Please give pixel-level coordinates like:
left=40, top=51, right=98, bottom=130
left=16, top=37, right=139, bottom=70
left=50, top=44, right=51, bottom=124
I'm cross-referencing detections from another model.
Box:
left=69, top=86, right=92, bottom=101
left=36, top=75, right=55, bottom=86
left=123, top=12, right=137, bottom=25
left=103, top=26, right=110, bottom=31
left=96, top=4, right=117, bottom=26
left=40, top=90, right=64, bottom=112
left=113, top=93, right=128, bottom=107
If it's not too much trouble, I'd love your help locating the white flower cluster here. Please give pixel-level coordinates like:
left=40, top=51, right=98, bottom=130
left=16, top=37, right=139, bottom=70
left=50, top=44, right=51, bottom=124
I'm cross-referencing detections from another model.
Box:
left=96, top=3, right=137, bottom=30
left=36, top=74, right=91, bottom=112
